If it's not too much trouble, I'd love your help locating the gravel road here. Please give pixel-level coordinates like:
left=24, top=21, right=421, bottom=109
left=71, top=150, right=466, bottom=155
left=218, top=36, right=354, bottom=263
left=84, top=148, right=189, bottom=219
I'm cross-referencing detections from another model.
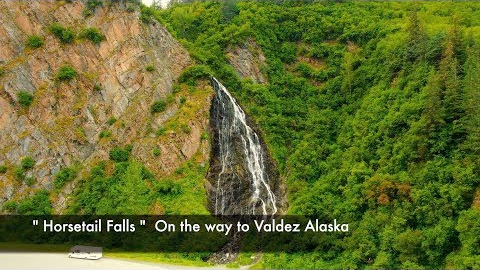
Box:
left=0, top=252, right=228, bottom=270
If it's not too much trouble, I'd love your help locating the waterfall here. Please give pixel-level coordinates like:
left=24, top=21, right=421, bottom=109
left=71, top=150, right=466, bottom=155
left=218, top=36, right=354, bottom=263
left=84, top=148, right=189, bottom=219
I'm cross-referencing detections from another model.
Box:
left=209, top=77, right=278, bottom=216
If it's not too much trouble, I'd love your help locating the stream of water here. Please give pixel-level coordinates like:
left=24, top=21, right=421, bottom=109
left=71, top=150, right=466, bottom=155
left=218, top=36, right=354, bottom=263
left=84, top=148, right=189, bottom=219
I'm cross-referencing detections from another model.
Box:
left=211, top=78, right=277, bottom=216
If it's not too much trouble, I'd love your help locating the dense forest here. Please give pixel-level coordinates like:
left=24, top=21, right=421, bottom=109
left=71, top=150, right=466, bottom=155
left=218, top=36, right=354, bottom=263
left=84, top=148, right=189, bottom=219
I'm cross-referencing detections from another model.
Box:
left=149, top=1, right=480, bottom=269
left=1, top=0, right=479, bottom=268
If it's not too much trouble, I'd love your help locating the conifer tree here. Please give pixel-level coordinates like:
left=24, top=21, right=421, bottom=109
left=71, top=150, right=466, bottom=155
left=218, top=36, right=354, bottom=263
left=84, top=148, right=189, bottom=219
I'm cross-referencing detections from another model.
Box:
left=462, top=40, right=480, bottom=155
left=406, top=6, right=427, bottom=61
left=439, top=30, right=463, bottom=124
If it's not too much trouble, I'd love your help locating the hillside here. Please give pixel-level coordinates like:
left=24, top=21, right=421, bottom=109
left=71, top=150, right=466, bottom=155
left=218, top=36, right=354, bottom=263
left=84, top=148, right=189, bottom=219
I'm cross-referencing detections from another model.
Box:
left=0, top=0, right=212, bottom=215
left=156, top=1, right=480, bottom=269
left=0, top=0, right=479, bottom=269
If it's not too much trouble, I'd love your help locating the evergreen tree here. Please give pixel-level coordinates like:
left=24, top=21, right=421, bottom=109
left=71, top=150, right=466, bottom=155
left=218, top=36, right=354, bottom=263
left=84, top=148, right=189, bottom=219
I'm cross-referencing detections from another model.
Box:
left=461, top=40, right=480, bottom=155
left=439, top=31, right=463, bottom=124
left=406, top=6, right=427, bottom=61
left=424, top=69, right=444, bottom=131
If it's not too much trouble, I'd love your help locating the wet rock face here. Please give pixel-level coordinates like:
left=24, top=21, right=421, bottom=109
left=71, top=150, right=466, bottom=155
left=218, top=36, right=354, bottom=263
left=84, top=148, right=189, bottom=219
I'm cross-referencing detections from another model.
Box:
left=206, top=78, right=286, bottom=215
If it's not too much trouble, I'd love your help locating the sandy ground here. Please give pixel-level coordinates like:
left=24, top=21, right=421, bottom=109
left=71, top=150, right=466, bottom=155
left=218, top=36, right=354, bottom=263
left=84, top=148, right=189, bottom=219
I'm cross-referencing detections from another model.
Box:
left=0, top=252, right=228, bottom=270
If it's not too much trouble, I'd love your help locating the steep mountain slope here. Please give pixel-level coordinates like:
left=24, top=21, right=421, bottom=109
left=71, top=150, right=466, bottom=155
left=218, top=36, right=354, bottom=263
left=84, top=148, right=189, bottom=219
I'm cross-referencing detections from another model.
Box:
left=0, top=0, right=211, bottom=212
left=158, top=1, right=480, bottom=269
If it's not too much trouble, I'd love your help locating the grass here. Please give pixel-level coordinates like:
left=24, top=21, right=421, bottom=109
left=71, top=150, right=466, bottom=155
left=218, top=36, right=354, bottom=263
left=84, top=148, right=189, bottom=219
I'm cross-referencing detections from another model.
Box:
left=79, top=27, right=105, bottom=44
left=49, top=23, right=75, bottom=44
left=17, top=91, right=34, bottom=108
left=106, top=252, right=213, bottom=267
left=25, top=35, right=44, bottom=49
left=56, top=65, right=77, bottom=81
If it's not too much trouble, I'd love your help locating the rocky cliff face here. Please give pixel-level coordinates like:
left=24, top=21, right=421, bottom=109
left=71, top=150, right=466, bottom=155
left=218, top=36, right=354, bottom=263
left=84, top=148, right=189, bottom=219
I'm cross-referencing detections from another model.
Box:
left=0, top=0, right=211, bottom=211
left=227, top=39, right=267, bottom=85
left=207, top=78, right=286, bottom=215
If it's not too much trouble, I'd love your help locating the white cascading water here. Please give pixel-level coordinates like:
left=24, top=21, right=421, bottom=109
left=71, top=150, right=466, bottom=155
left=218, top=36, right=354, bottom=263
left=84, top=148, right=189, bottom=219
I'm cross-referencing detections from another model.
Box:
left=211, top=78, right=277, bottom=216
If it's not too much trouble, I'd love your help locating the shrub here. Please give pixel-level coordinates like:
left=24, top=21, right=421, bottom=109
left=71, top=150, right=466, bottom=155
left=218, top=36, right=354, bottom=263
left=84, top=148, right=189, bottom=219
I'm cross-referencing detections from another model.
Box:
left=14, top=167, right=25, bottom=181
left=82, top=9, right=93, bottom=18
left=0, top=67, right=5, bottom=77
left=126, top=5, right=135, bottom=13
left=54, top=167, right=77, bottom=189
left=49, top=23, right=75, bottom=44
left=140, top=7, right=154, bottom=24
left=146, top=65, right=155, bottom=72
left=180, top=96, right=187, bottom=104
left=86, top=0, right=102, bottom=10
left=172, top=84, right=181, bottom=93
left=152, top=147, right=161, bottom=157
left=0, top=165, right=7, bottom=173
left=178, top=65, right=211, bottom=86
left=93, top=83, right=102, bottom=92
left=2, top=201, right=17, bottom=213
left=201, top=131, right=209, bottom=140
left=56, top=65, right=77, bottom=81
left=21, top=156, right=35, bottom=170
left=82, top=0, right=102, bottom=17
left=79, top=27, right=105, bottom=44
left=25, top=177, right=37, bottom=187
left=107, top=117, right=117, bottom=125
left=25, top=35, right=44, bottom=49
left=99, top=130, right=112, bottom=139
left=180, top=123, right=191, bottom=134
left=109, top=147, right=131, bottom=162
left=156, top=179, right=182, bottom=195
left=156, top=127, right=167, bottom=136
left=151, top=100, right=167, bottom=114
left=17, top=91, right=34, bottom=108
left=16, top=190, right=52, bottom=215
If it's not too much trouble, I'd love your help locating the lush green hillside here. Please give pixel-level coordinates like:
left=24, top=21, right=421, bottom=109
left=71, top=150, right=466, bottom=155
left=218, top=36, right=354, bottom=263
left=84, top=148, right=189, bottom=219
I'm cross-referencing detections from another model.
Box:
left=152, top=1, right=480, bottom=269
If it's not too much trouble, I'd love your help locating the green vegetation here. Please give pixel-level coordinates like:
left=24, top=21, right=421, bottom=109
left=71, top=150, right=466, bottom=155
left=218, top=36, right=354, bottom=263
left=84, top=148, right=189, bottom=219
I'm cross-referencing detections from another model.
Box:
left=151, top=99, right=167, bottom=114
left=49, top=23, right=75, bottom=44
left=98, top=130, right=112, bottom=139
left=17, top=91, right=34, bottom=108
left=69, top=155, right=209, bottom=215
left=79, top=27, right=105, bottom=44
left=0, top=67, right=5, bottom=77
left=20, top=156, right=35, bottom=170
left=83, top=0, right=103, bottom=17
left=13, top=167, right=25, bottom=181
left=156, top=127, right=167, bottom=136
left=68, top=161, right=151, bottom=214
left=178, top=65, right=211, bottom=86
left=0, top=165, right=7, bottom=174
left=140, top=6, right=154, bottom=24
left=12, top=156, right=35, bottom=181
left=2, top=201, right=17, bottom=213
left=146, top=65, right=155, bottom=72
left=109, top=146, right=131, bottom=162
left=152, top=147, right=161, bottom=157
left=157, top=1, right=480, bottom=269
left=86, top=0, right=102, bottom=10
left=180, top=123, right=191, bottom=134
left=55, top=65, right=77, bottom=81
left=25, top=177, right=36, bottom=187
left=54, top=166, right=77, bottom=189
left=107, top=116, right=117, bottom=125
left=25, top=35, right=44, bottom=49
left=179, top=96, right=187, bottom=104
left=93, top=83, right=102, bottom=92
left=5, top=190, right=52, bottom=215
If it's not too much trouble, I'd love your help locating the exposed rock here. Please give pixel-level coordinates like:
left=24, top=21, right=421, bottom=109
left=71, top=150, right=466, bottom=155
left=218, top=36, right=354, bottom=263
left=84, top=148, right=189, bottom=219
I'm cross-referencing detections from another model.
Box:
left=206, top=78, right=287, bottom=215
left=226, top=39, right=267, bottom=84
left=0, top=1, right=212, bottom=212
